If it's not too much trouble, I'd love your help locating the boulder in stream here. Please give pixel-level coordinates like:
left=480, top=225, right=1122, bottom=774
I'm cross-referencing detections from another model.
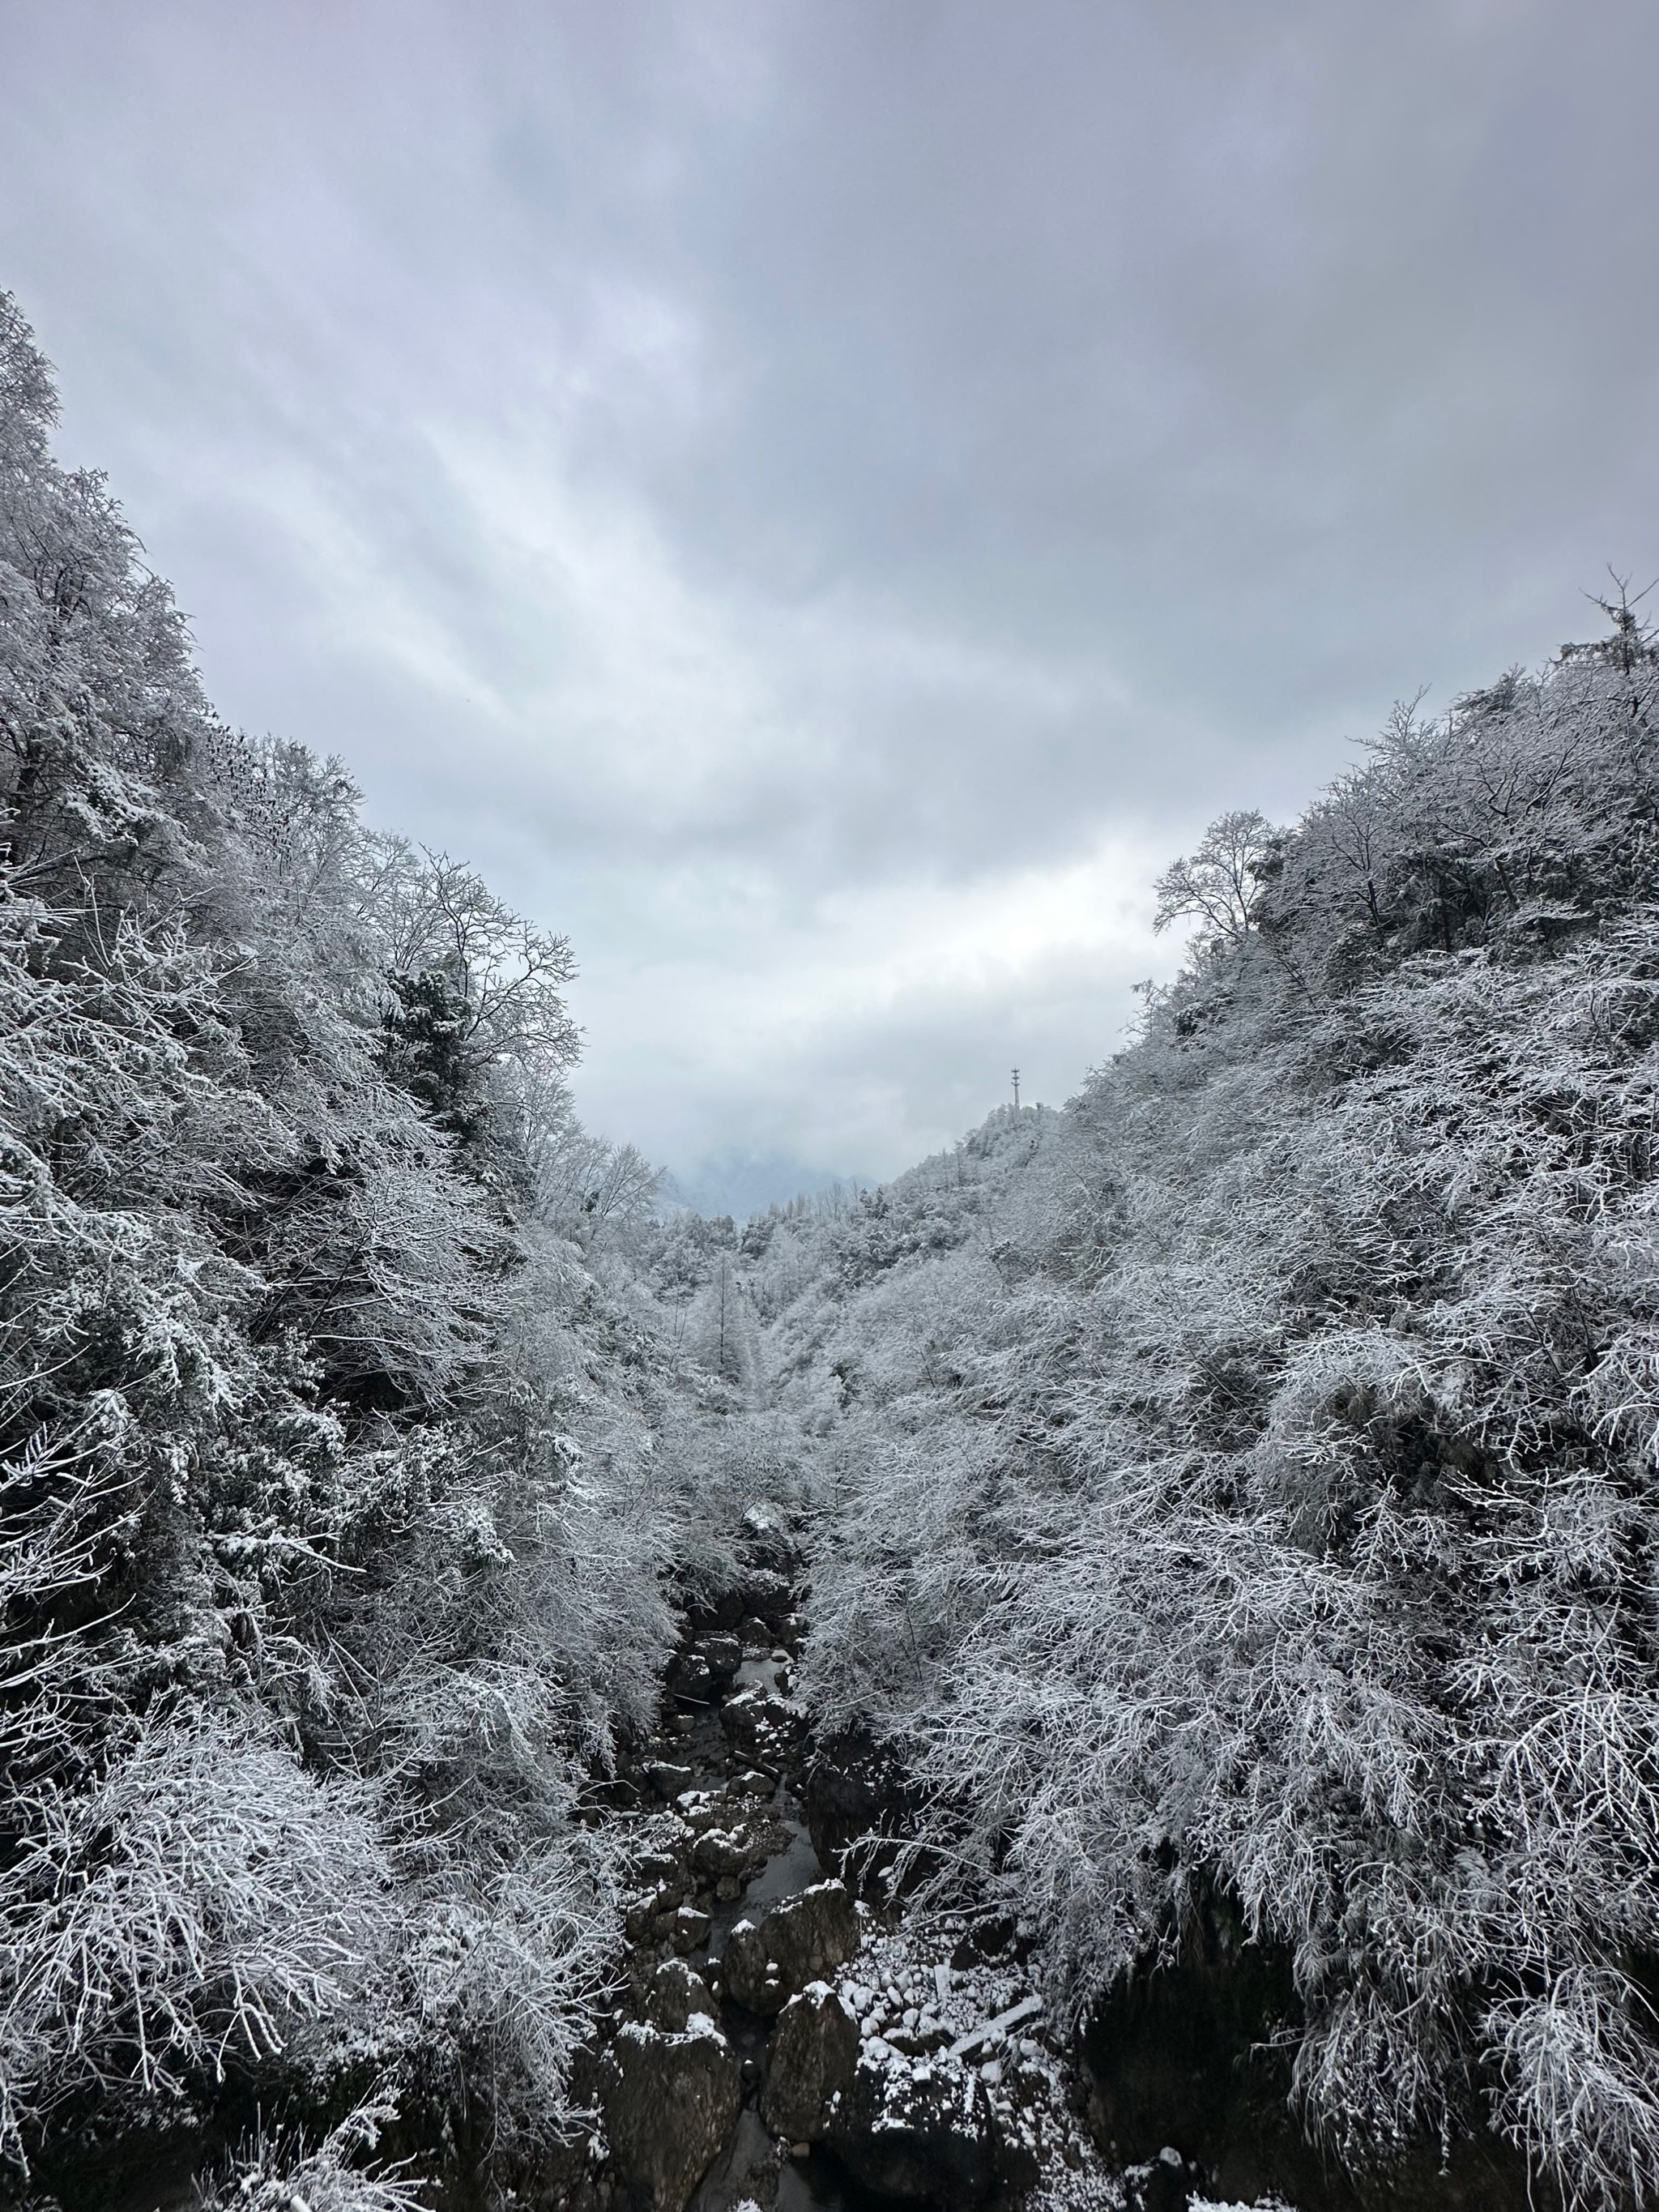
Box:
left=824, top=2043, right=999, bottom=2204
left=723, top=1880, right=859, bottom=2013
left=692, top=1821, right=760, bottom=1881
left=601, top=2016, right=740, bottom=2212
left=720, top=1684, right=799, bottom=1762
left=761, top=1979, right=860, bottom=2141
left=670, top=1903, right=712, bottom=1953
left=672, top=1631, right=743, bottom=1701
left=646, top=1957, right=716, bottom=2032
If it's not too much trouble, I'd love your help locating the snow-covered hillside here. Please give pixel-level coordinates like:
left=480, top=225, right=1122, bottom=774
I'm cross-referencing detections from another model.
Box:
left=746, top=642, right=1659, bottom=2212
left=0, top=292, right=799, bottom=2207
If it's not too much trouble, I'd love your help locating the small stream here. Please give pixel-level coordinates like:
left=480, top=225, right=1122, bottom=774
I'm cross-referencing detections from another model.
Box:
left=595, top=1548, right=1170, bottom=2212
left=623, top=1636, right=1067, bottom=2212
left=706, top=1661, right=824, bottom=1953
left=662, top=1649, right=868, bottom=2212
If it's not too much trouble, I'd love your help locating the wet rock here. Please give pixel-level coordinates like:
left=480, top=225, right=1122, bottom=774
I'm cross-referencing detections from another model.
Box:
left=723, top=1881, right=859, bottom=2014
left=601, top=2017, right=740, bottom=2212
left=761, top=1981, right=860, bottom=2142
left=684, top=2103, right=782, bottom=2212
left=720, top=1685, right=800, bottom=1763
left=646, top=1958, right=715, bottom=2032
left=672, top=1632, right=743, bottom=1701
left=735, top=1565, right=795, bottom=1631
left=736, top=1613, right=774, bottom=1650
left=646, top=1761, right=694, bottom=1799
left=670, top=1904, right=711, bottom=1954
left=801, top=1726, right=920, bottom=1888
left=825, top=2044, right=998, bottom=2204
left=691, top=1823, right=757, bottom=1881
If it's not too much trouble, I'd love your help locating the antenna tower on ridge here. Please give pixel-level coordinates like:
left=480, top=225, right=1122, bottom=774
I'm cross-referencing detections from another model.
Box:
left=1012, top=1067, right=1021, bottom=1110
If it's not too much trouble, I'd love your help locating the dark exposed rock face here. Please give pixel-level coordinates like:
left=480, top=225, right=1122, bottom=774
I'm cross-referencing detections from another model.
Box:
left=685, top=1588, right=745, bottom=1633
left=949, top=1915, right=1017, bottom=1970
left=646, top=1958, right=716, bottom=2033
left=1120, top=2149, right=1202, bottom=2212
left=680, top=1504, right=804, bottom=1648
left=684, top=2105, right=783, bottom=2212
left=672, top=1631, right=743, bottom=1702
left=801, top=1725, right=920, bottom=1887
left=723, top=1880, right=861, bottom=2015
left=740, top=1503, right=801, bottom=1578
left=601, top=2018, right=740, bottom=2212
left=1081, top=1893, right=1551, bottom=2212
left=825, top=2044, right=999, bottom=2204
left=733, top=1564, right=795, bottom=1632
left=735, top=1505, right=804, bottom=1633
left=759, top=1980, right=860, bottom=2141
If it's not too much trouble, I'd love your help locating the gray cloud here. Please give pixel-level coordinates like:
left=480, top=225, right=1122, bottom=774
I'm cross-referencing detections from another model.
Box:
left=2, top=0, right=1656, bottom=1182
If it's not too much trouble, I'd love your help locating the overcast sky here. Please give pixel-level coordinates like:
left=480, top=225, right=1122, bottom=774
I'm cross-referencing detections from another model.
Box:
left=3, top=0, right=1657, bottom=1190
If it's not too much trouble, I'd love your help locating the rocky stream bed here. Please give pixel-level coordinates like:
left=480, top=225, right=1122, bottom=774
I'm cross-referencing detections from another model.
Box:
left=548, top=1510, right=1282, bottom=2212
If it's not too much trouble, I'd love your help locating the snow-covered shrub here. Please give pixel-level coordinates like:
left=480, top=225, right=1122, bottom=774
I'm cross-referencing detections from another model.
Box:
left=405, top=1835, right=621, bottom=2154
left=0, top=1710, right=392, bottom=2163
left=197, top=2111, right=429, bottom=2212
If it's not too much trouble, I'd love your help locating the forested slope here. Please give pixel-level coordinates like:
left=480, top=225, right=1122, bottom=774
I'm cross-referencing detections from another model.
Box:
left=0, top=295, right=783, bottom=2208
left=768, top=626, right=1659, bottom=2211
